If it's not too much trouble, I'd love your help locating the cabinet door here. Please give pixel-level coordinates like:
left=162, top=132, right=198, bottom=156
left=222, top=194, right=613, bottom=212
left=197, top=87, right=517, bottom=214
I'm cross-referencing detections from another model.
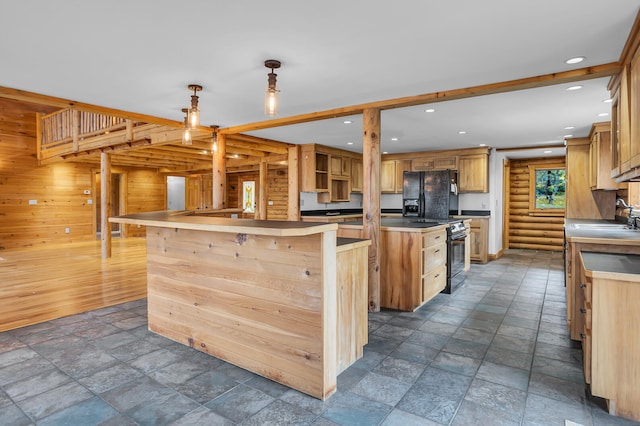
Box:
left=459, top=154, right=488, bottom=192
left=351, top=159, right=363, bottom=193
left=381, top=161, right=396, bottom=193
left=630, top=47, right=640, bottom=169
left=330, top=156, right=342, bottom=176
left=434, top=156, right=458, bottom=170
left=395, top=160, right=411, bottom=193
left=412, top=157, right=435, bottom=171
left=341, top=157, right=352, bottom=177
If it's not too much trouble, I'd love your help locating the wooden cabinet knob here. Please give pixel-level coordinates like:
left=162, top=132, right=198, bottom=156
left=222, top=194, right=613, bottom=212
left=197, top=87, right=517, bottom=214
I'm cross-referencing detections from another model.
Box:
left=580, top=308, right=587, bottom=314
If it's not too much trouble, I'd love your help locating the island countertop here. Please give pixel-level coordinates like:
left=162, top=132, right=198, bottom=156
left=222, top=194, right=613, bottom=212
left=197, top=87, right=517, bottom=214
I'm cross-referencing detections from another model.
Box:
left=110, top=210, right=337, bottom=237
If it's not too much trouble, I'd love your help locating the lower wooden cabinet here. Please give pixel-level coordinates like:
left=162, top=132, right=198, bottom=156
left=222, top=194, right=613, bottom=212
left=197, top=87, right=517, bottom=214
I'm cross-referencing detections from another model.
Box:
left=468, top=218, right=488, bottom=263
left=579, top=252, right=640, bottom=422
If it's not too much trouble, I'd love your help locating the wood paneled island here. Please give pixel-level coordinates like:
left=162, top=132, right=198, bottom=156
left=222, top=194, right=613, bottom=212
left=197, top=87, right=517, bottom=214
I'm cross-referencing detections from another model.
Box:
left=110, top=211, right=370, bottom=400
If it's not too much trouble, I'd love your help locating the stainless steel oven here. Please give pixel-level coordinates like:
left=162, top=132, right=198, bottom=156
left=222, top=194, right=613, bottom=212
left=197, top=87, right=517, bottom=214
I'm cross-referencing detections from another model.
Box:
left=443, top=221, right=466, bottom=294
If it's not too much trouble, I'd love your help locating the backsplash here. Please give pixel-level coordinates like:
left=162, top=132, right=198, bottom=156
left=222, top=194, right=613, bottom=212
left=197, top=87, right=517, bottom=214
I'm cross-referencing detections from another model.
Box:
left=300, top=192, right=404, bottom=211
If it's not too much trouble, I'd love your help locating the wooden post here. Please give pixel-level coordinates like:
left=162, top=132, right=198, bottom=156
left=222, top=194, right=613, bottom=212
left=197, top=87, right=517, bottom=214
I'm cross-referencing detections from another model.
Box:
left=100, top=152, right=112, bottom=259
left=258, top=159, right=268, bottom=220
left=212, top=133, right=227, bottom=209
left=288, top=146, right=300, bottom=221
left=125, top=119, right=134, bottom=141
left=72, top=109, right=80, bottom=152
left=362, top=108, right=381, bottom=312
left=36, top=112, right=43, bottom=162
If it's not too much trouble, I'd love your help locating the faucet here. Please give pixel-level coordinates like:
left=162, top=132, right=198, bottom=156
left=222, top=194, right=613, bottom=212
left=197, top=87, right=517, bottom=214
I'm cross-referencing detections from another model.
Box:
left=617, top=198, right=638, bottom=229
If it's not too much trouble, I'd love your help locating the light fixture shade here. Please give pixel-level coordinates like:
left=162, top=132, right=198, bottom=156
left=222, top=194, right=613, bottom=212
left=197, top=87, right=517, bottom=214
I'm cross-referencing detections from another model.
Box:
left=182, top=127, right=192, bottom=145
left=188, top=105, right=200, bottom=129
left=265, top=88, right=279, bottom=116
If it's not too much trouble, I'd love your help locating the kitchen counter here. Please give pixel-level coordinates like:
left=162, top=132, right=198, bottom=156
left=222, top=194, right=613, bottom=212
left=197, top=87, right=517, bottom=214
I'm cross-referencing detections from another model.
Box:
left=564, top=219, right=640, bottom=244
left=340, top=217, right=450, bottom=232
left=581, top=251, right=640, bottom=280
left=110, top=210, right=366, bottom=400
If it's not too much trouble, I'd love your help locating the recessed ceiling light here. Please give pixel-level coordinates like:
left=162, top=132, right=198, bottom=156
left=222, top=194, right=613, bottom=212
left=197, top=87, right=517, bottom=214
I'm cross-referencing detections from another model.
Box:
left=564, top=134, right=574, bottom=138
left=391, top=137, right=399, bottom=141
left=479, top=143, right=486, bottom=147
left=347, top=142, right=354, bottom=145
left=564, top=126, right=575, bottom=130
left=343, top=120, right=352, bottom=124
left=543, top=150, right=553, bottom=154
left=382, top=151, right=388, bottom=154
left=603, top=99, right=613, bottom=103
left=566, top=85, right=583, bottom=91
left=598, top=112, right=609, bottom=117
left=458, top=131, right=467, bottom=135
left=565, top=56, right=585, bottom=65
left=425, top=108, right=435, bottom=113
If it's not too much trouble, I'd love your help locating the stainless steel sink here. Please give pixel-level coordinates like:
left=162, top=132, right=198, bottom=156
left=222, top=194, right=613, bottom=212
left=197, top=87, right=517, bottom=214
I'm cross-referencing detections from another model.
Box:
left=571, top=223, right=633, bottom=231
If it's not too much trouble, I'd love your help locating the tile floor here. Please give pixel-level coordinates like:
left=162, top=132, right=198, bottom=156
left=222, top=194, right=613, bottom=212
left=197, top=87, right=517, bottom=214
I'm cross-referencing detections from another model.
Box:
left=1, top=249, right=638, bottom=425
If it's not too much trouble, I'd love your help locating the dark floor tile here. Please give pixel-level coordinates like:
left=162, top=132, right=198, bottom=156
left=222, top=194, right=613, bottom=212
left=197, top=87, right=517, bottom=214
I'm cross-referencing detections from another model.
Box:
left=79, top=362, right=145, bottom=394
left=468, top=310, right=505, bottom=324
left=418, top=320, right=459, bottom=336
left=205, top=384, right=275, bottom=423
left=497, top=324, right=538, bottom=341
left=532, top=356, right=585, bottom=385
left=431, top=351, right=481, bottom=377
left=3, top=369, right=71, bottom=402
left=100, top=376, right=174, bottom=412
left=528, top=372, right=588, bottom=406
left=280, top=389, right=330, bottom=416
left=321, top=391, right=392, bottom=426
left=373, top=324, right=415, bottom=341
left=592, top=405, right=640, bottom=426
left=351, top=371, right=411, bottom=406
left=365, top=335, right=401, bottom=355
left=242, top=399, right=317, bottom=425
left=127, top=391, right=200, bottom=426
left=461, top=317, right=500, bottom=334
left=390, top=341, right=439, bottom=364
left=37, top=396, right=119, bottom=426
left=406, top=330, right=449, bottom=350
left=428, top=311, right=467, bottom=326
left=92, top=331, right=139, bottom=351
left=442, top=337, right=488, bottom=359
left=485, top=345, right=533, bottom=370
left=246, top=375, right=291, bottom=398
left=48, top=346, right=120, bottom=379
left=522, top=393, right=593, bottom=426
left=452, top=327, right=494, bottom=345
left=17, top=381, right=93, bottom=421
left=382, top=408, right=443, bottom=425
left=397, top=367, right=472, bottom=424
left=173, top=370, right=240, bottom=404
left=0, top=403, right=33, bottom=426
left=372, top=356, right=425, bottom=383
left=148, top=359, right=211, bottom=387
left=351, top=348, right=386, bottom=371
left=0, top=353, right=55, bottom=386
left=215, top=361, right=258, bottom=383
left=129, top=348, right=183, bottom=374
left=501, top=315, right=539, bottom=330
left=506, top=308, right=541, bottom=321
left=462, top=378, right=527, bottom=423
left=475, top=361, right=529, bottom=392
left=452, top=399, right=519, bottom=426
left=387, top=316, right=425, bottom=330
left=107, top=336, right=165, bottom=362
left=536, top=331, right=573, bottom=348
left=0, top=335, right=26, bottom=354
left=475, top=303, right=508, bottom=315
left=73, top=323, right=121, bottom=340
left=491, top=334, right=536, bottom=354
left=538, top=320, right=570, bottom=336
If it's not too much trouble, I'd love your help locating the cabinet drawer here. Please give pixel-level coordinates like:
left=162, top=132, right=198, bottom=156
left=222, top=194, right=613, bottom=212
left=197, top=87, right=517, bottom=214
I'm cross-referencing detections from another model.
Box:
left=424, top=242, right=446, bottom=271
left=423, top=264, right=447, bottom=303
left=581, top=279, right=592, bottom=304
left=423, top=229, right=446, bottom=247
left=412, top=157, right=435, bottom=170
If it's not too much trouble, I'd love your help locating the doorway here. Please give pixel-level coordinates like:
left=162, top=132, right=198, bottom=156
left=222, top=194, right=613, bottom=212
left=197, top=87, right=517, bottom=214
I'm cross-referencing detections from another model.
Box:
left=94, top=172, right=126, bottom=238
left=167, top=176, right=186, bottom=210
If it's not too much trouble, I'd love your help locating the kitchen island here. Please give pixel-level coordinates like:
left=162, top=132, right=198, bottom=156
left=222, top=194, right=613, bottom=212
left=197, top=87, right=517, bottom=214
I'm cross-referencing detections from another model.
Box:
left=338, top=218, right=469, bottom=311
left=110, top=211, right=370, bottom=400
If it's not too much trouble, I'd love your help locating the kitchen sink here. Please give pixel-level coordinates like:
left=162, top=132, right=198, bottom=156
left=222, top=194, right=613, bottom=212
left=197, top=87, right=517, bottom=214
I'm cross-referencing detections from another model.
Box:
left=571, top=223, right=634, bottom=231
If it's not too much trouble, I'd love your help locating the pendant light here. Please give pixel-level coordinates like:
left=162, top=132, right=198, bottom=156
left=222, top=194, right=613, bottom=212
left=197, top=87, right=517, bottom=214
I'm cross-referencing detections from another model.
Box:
left=187, top=84, right=202, bottom=129
left=264, top=60, right=281, bottom=117
left=181, top=108, right=192, bottom=145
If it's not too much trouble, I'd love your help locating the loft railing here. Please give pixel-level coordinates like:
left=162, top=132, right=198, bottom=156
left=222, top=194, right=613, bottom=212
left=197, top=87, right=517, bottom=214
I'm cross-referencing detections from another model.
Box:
left=38, top=108, right=144, bottom=161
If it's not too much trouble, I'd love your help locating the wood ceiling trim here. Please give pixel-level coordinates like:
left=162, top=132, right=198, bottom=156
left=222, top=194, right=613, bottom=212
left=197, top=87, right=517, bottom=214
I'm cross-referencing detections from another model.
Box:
left=218, top=62, right=621, bottom=135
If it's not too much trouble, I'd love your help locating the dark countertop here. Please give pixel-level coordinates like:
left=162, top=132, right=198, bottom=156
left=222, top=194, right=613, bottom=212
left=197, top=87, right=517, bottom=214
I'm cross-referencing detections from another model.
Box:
left=340, top=217, right=449, bottom=231
left=301, top=208, right=402, bottom=217
left=581, top=251, right=640, bottom=280
left=564, top=219, right=640, bottom=245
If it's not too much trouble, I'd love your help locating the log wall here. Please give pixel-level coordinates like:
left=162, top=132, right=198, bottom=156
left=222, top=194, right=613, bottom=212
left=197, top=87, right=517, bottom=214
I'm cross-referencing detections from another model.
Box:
left=226, top=168, right=289, bottom=220
left=0, top=98, right=166, bottom=250
left=507, top=157, right=566, bottom=251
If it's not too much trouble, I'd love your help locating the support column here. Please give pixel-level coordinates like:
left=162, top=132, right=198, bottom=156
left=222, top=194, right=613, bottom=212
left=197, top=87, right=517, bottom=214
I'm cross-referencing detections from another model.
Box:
left=212, top=133, right=226, bottom=209
left=362, top=108, right=381, bottom=312
left=100, top=152, right=112, bottom=259
left=258, top=159, right=268, bottom=220
left=288, top=146, right=300, bottom=221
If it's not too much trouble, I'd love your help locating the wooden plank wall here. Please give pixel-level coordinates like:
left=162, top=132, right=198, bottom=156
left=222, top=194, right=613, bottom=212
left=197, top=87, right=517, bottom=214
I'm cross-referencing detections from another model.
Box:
left=146, top=226, right=332, bottom=399
left=508, top=157, right=566, bottom=251
left=227, top=168, right=289, bottom=220
left=0, top=98, right=166, bottom=250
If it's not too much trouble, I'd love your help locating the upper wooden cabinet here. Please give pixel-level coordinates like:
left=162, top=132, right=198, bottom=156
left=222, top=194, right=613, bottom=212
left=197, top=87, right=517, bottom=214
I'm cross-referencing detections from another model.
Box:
left=351, top=158, right=363, bottom=193
left=589, top=122, right=625, bottom=190
left=458, top=154, right=489, bottom=192
left=412, top=156, right=458, bottom=171
left=381, top=160, right=410, bottom=193
left=300, top=145, right=330, bottom=193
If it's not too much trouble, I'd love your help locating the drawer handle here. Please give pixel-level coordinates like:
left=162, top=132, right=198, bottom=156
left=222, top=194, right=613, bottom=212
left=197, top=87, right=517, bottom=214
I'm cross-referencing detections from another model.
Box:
left=580, top=333, right=586, bottom=339
left=580, top=308, right=586, bottom=314
left=435, top=235, right=441, bottom=239
left=435, top=249, right=440, bottom=253
left=579, top=283, right=586, bottom=288
left=434, top=273, right=440, bottom=278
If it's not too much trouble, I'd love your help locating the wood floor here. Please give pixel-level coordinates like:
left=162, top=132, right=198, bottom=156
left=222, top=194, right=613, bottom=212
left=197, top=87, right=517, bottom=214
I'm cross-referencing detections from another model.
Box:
left=0, top=238, right=147, bottom=332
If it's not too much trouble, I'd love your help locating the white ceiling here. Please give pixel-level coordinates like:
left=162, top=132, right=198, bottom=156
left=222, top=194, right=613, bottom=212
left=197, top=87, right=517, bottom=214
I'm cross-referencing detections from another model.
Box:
left=1, top=1, right=639, bottom=156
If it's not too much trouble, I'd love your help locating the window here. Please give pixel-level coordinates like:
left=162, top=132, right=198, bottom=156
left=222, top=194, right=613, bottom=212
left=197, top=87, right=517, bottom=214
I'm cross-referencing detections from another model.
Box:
left=529, top=165, right=566, bottom=215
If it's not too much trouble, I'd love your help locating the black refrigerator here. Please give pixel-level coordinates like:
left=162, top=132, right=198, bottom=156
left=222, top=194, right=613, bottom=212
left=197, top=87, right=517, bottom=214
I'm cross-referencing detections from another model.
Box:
left=402, top=170, right=458, bottom=219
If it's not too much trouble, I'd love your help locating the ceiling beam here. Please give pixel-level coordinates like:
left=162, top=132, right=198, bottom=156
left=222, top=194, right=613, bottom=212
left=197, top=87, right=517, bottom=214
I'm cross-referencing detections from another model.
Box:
left=218, top=62, right=621, bottom=134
